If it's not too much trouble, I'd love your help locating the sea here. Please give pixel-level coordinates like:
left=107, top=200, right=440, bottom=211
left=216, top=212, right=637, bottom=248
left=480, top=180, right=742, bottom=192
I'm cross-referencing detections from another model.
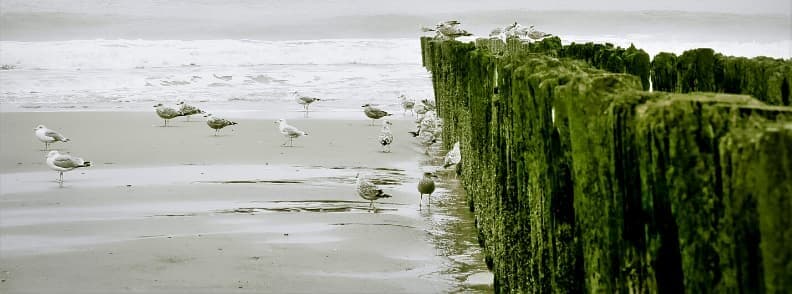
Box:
left=1, top=0, right=790, bottom=118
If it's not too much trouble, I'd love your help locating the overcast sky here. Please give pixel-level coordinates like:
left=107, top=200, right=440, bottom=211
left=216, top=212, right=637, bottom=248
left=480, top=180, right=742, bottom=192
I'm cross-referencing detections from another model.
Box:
left=1, top=0, right=790, bottom=16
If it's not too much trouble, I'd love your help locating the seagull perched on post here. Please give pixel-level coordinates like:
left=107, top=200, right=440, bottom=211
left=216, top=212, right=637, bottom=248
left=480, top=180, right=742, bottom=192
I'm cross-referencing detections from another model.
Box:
left=378, top=120, right=394, bottom=153
left=418, top=172, right=437, bottom=208
left=153, top=103, right=184, bottom=127
left=355, top=173, right=392, bottom=212
left=528, top=25, right=553, bottom=40
left=275, top=119, right=308, bottom=147
left=422, top=20, right=472, bottom=40
left=34, top=125, right=70, bottom=150
left=362, top=104, right=392, bottom=126
left=46, top=150, right=91, bottom=187
left=204, top=113, right=237, bottom=136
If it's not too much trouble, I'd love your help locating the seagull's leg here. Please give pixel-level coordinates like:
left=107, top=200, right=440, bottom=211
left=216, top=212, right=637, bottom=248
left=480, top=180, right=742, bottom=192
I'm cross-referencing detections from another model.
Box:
left=214, top=129, right=219, bottom=136
left=44, top=142, right=49, bottom=150
left=428, top=194, right=431, bottom=207
left=58, top=172, right=64, bottom=187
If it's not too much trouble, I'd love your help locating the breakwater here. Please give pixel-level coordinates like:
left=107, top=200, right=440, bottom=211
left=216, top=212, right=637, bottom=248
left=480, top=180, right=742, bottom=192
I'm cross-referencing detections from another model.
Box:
left=421, top=36, right=792, bottom=293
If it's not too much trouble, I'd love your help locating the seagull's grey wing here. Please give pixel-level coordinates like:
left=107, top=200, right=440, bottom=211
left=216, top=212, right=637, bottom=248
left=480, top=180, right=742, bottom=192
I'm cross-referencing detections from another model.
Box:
left=45, top=130, right=67, bottom=141
left=370, top=108, right=389, bottom=117
left=283, top=125, right=303, bottom=135
left=298, top=96, right=317, bottom=103
left=53, top=154, right=85, bottom=169
left=358, top=179, right=383, bottom=196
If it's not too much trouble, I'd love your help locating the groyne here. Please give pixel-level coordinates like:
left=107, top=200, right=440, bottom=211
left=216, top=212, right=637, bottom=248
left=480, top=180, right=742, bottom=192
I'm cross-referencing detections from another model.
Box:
left=420, top=36, right=792, bottom=293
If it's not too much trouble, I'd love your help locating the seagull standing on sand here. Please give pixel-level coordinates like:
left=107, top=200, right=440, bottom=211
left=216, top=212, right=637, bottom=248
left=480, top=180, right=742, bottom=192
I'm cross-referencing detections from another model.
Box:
left=292, top=91, right=321, bottom=112
left=34, top=125, right=70, bottom=150
left=356, top=173, right=392, bottom=212
left=378, top=120, right=394, bottom=153
left=418, top=172, right=437, bottom=208
left=398, top=94, right=415, bottom=116
left=176, top=101, right=205, bottom=121
left=362, top=104, right=392, bottom=126
left=153, top=103, right=184, bottom=127
left=275, top=119, right=308, bottom=147
left=204, top=113, right=238, bottom=136
left=46, top=150, right=91, bottom=187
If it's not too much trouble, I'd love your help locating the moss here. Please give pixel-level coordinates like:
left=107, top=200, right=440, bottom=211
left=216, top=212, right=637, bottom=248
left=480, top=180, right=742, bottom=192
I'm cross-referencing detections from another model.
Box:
left=651, top=52, right=678, bottom=92
left=753, top=124, right=792, bottom=293
left=420, top=36, right=792, bottom=293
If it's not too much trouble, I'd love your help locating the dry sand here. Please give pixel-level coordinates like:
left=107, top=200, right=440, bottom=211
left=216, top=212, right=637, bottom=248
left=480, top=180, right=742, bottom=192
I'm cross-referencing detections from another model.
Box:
left=0, top=111, right=491, bottom=293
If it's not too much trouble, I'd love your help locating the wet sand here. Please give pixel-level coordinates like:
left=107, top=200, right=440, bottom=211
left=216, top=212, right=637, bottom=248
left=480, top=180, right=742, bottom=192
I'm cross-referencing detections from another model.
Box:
left=0, top=111, right=492, bottom=293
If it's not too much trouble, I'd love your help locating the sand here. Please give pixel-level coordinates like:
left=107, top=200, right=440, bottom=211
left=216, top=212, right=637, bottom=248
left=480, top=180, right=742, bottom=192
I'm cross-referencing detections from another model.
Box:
left=0, top=111, right=492, bottom=293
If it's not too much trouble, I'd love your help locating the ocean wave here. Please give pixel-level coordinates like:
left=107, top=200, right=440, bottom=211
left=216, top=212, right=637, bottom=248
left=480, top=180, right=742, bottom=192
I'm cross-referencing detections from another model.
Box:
left=0, top=39, right=423, bottom=70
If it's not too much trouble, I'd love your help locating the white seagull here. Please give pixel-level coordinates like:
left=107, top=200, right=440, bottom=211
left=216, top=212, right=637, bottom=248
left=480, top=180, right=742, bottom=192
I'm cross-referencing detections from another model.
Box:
left=355, top=173, right=392, bottom=211
left=398, top=94, right=415, bottom=116
left=34, top=125, right=70, bottom=150
left=378, top=120, right=394, bottom=153
left=46, top=150, right=91, bottom=187
left=275, top=119, right=308, bottom=147
left=292, top=91, right=321, bottom=112
left=443, top=141, right=461, bottom=169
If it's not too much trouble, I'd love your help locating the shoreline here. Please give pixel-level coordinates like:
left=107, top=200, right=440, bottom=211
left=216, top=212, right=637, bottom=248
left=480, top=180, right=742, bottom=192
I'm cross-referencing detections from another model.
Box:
left=0, top=111, right=492, bottom=293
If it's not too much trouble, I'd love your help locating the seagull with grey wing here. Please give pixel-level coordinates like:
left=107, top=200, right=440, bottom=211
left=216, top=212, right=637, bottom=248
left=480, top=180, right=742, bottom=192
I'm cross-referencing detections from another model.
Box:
left=362, top=104, right=392, bottom=126
left=176, top=101, right=205, bottom=121
left=275, top=118, right=308, bottom=147
left=398, top=94, right=415, bottom=116
left=418, top=172, right=437, bottom=208
left=528, top=25, right=553, bottom=40
left=153, top=103, right=184, bottom=127
left=34, top=125, right=70, bottom=150
left=204, top=113, right=237, bottom=136
left=46, top=150, right=91, bottom=187
left=292, top=91, right=321, bottom=113
left=355, top=173, right=392, bottom=212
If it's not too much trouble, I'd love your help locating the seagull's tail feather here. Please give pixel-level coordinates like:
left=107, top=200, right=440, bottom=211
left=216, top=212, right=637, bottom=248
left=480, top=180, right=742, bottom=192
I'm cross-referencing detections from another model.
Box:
left=443, top=162, right=452, bottom=168
left=379, top=193, right=392, bottom=198
left=82, top=161, right=92, bottom=167
left=408, top=131, right=419, bottom=137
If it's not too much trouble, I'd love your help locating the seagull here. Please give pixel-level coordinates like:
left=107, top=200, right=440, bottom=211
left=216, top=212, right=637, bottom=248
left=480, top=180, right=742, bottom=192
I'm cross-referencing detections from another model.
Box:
left=204, top=113, right=238, bottom=136
left=528, top=25, right=553, bottom=40
left=378, top=120, right=394, bottom=153
left=153, top=103, right=184, bottom=127
left=443, top=141, right=461, bottom=169
left=417, top=131, right=437, bottom=155
left=362, top=104, right=392, bottom=126
left=176, top=101, right=205, bottom=121
left=437, top=25, right=472, bottom=40
left=418, top=172, right=437, bottom=208
left=46, top=150, right=91, bottom=187
left=34, top=125, right=70, bottom=150
left=355, top=173, right=392, bottom=212
left=398, top=94, right=415, bottom=116
left=292, top=91, right=321, bottom=112
left=275, top=119, right=308, bottom=147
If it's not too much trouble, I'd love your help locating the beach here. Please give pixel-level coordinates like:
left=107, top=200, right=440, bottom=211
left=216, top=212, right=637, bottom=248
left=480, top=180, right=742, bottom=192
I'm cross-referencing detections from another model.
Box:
left=0, top=111, right=491, bottom=293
